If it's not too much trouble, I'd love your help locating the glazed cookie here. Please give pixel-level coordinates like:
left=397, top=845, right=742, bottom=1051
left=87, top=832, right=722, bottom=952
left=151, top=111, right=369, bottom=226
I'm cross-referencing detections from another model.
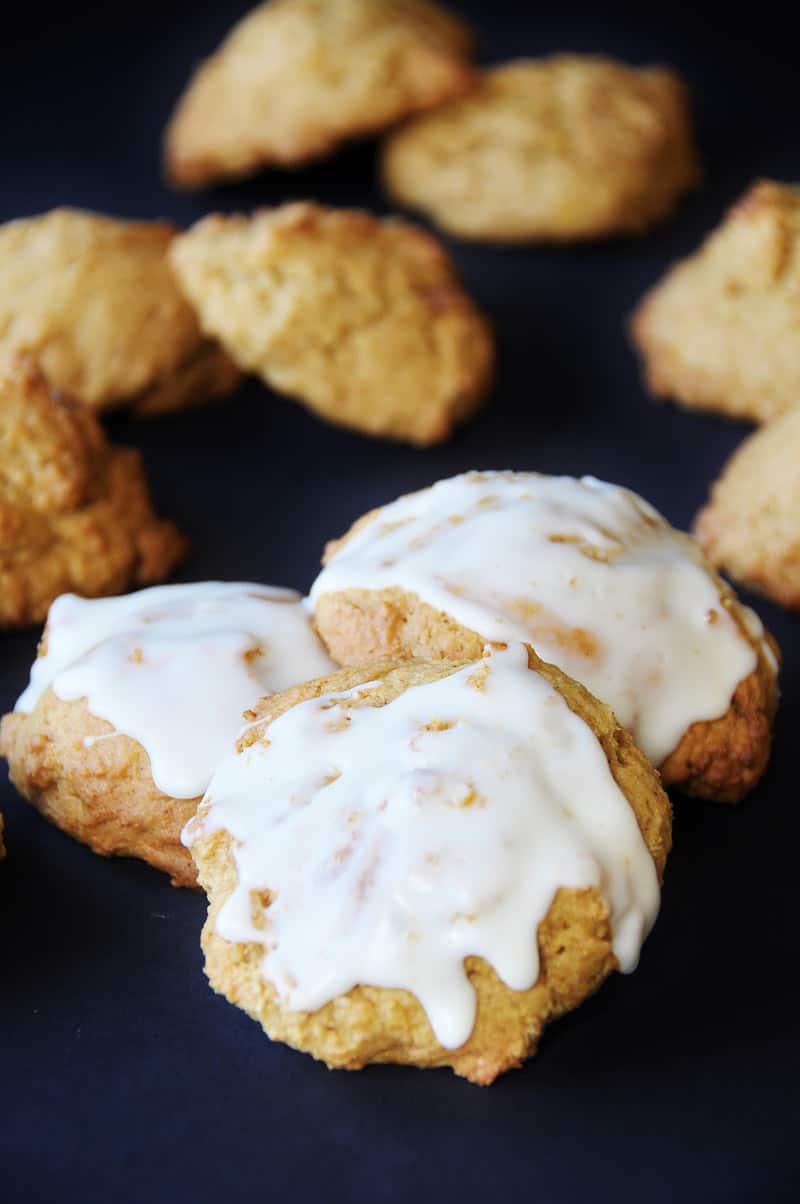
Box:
left=0, top=583, right=335, bottom=886
left=0, top=208, right=240, bottom=416
left=631, top=181, right=800, bottom=422
left=165, top=0, right=475, bottom=188
left=381, top=56, right=699, bottom=242
left=0, top=361, right=187, bottom=629
left=185, top=643, right=671, bottom=1084
left=170, top=204, right=493, bottom=446
left=311, top=471, right=779, bottom=803
left=694, top=407, right=800, bottom=609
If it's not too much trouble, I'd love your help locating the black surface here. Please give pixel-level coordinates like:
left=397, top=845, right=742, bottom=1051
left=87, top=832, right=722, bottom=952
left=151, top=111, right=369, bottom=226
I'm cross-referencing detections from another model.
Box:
left=2, top=4, right=799, bottom=1202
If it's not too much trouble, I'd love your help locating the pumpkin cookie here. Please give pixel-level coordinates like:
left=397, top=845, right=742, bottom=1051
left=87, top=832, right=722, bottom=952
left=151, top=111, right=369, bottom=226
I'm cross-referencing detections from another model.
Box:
left=695, top=407, right=800, bottom=609
left=0, top=208, right=240, bottom=416
left=632, top=180, right=800, bottom=422
left=165, top=0, right=475, bottom=188
left=382, top=56, right=699, bottom=242
left=185, top=643, right=670, bottom=1084
left=311, top=471, right=779, bottom=803
left=0, top=360, right=187, bottom=629
left=170, top=204, right=493, bottom=445
left=1, top=583, right=335, bottom=886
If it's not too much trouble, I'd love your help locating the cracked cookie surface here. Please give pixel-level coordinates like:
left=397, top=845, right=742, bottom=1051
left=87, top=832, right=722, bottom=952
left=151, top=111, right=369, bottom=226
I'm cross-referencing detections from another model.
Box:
left=165, top=0, right=475, bottom=188
left=0, top=361, right=187, bottom=628
left=170, top=203, right=493, bottom=445
left=382, top=55, right=699, bottom=242
left=0, top=208, right=240, bottom=416
left=632, top=180, right=800, bottom=422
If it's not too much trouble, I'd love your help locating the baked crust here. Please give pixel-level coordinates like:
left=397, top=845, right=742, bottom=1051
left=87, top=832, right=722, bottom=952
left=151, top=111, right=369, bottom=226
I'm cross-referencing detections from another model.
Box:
left=1, top=692, right=197, bottom=886
left=0, top=360, right=187, bottom=628
left=382, top=56, right=699, bottom=242
left=694, top=406, right=800, bottom=609
left=313, top=506, right=778, bottom=804
left=170, top=203, right=493, bottom=445
left=0, top=208, right=240, bottom=416
left=165, top=0, right=476, bottom=188
left=190, top=649, right=671, bottom=1084
left=631, top=180, right=800, bottom=422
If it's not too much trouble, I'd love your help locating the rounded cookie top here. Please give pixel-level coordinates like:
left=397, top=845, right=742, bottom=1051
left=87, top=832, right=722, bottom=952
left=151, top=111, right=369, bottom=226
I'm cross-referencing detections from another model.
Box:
left=0, top=361, right=187, bottom=629
left=632, top=180, right=800, bottom=422
left=15, top=582, right=336, bottom=799
left=165, top=0, right=475, bottom=188
left=170, top=203, right=493, bottom=446
left=0, top=208, right=240, bottom=415
left=382, top=55, right=699, bottom=242
left=185, top=643, right=669, bottom=1082
left=694, top=406, right=800, bottom=609
left=311, top=470, right=777, bottom=781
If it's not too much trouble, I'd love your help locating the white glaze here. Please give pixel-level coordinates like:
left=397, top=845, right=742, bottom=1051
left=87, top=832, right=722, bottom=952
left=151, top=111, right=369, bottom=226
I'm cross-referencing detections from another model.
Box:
left=16, top=583, right=336, bottom=799
left=310, top=471, right=767, bottom=765
left=185, top=643, right=661, bottom=1050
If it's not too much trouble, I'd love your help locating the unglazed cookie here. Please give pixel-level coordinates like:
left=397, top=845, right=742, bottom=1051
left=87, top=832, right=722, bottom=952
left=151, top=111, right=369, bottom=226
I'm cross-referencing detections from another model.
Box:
left=694, top=408, right=800, bottom=609
left=0, top=361, right=187, bottom=629
left=165, top=0, right=475, bottom=188
left=311, top=471, right=779, bottom=803
left=170, top=204, right=493, bottom=445
left=632, top=181, right=800, bottom=422
left=0, top=208, right=240, bottom=416
left=0, top=583, right=335, bottom=886
left=185, top=643, right=671, bottom=1084
left=381, top=56, right=699, bottom=242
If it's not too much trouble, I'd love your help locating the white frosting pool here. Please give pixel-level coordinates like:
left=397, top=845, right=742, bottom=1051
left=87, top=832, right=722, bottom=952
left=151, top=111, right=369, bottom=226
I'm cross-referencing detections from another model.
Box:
left=310, top=471, right=768, bottom=765
left=16, top=582, right=336, bottom=799
left=185, top=643, right=661, bottom=1050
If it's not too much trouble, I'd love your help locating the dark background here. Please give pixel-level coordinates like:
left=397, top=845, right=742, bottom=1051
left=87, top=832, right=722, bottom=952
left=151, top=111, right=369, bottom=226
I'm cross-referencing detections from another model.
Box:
left=2, top=3, right=798, bottom=1201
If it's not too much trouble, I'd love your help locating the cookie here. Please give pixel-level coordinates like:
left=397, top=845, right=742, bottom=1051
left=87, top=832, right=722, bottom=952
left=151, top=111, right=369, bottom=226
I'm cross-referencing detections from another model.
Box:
left=185, top=643, right=670, bottom=1084
left=0, top=360, right=187, bottom=629
left=631, top=180, right=800, bottom=422
left=0, top=583, right=336, bottom=886
left=0, top=208, right=240, bottom=416
left=694, top=407, right=800, bottom=609
left=165, top=0, right=475, bottom=188
left=311, top=471, right=779, bottom=803
left=381, top=56, right=699, bottom=242
left=170, top=204, right=493, bottom=445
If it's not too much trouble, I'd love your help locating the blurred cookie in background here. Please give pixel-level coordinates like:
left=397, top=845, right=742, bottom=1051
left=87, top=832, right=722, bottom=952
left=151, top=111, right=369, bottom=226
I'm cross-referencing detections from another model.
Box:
left=632, top=180, right=800, bottom=423
left=170, top=203, right=494, bottom=446
left=165, top=0, right=476, bottom=188
left=0, top=208, right=240, bottom=418
left=382, top=56, right=699, bottom=242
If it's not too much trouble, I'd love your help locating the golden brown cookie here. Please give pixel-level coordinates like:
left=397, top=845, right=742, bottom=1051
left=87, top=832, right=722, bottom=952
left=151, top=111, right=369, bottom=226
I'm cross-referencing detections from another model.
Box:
left=381, top=56, right=699, bottom=242
left=311, top=472, right=779, bottom=803
left=0, top=582, right=335, bottom=884
left=170, top=203, right=493, bottom=445
left=0, top=208, right=240, bottom=416
left=1, top=694, right=198, bottom=886
left=187, top=646, right=671, bottom=1084
left=631, top=180, right=800, bottom=422
left=694, top=407, right=800, bottom=609
left=0, top=360, right=187, bottom=629
left=165, top=0, right=476, bottom=188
